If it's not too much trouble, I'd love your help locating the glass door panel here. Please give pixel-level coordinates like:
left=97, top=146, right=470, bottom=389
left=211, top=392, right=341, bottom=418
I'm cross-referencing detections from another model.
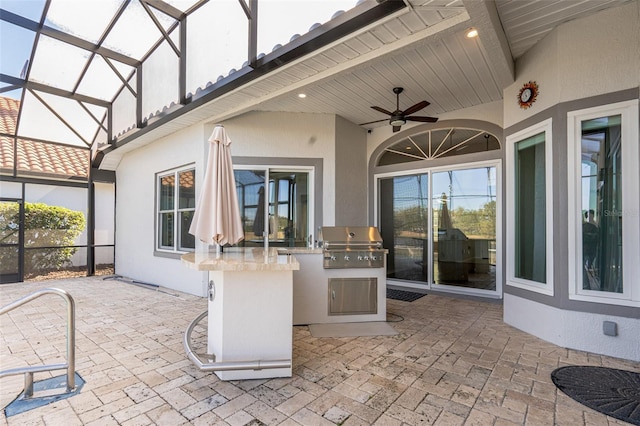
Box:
left=432, top=167, right=497, bottom=291
left=235, top=170, right=267, bottom=246
left=269, top=171, right=309, bottom=247
left=379, top=174, right=429, bottom=283
left=235, top=169, right=310, bottom=247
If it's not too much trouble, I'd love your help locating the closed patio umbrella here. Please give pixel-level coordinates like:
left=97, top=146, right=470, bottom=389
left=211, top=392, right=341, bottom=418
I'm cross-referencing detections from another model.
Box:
left=189, top=125, right=244, bottom=247
left=438, top=192, right=453, bottom=231
left=253, top=186, right=266, bottom=238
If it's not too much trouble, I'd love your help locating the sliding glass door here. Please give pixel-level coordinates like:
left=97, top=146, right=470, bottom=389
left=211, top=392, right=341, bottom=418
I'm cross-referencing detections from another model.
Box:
left=379, top=173, right=429, bottom=283
left=377, top=162, right=500, bottom=296
left=432, top=167, right=497, bottom=291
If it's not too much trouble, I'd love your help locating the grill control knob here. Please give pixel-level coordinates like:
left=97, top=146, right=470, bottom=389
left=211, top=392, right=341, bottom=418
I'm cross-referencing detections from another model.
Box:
left=330, top=255, right=336, bottom=261
left=344, top=255, right=350, bottom=261
left=358, top=255, right=363, bottom=261
left=364, top=255, right=370, bottom=261
left=371, top=255, right=377, bottom=261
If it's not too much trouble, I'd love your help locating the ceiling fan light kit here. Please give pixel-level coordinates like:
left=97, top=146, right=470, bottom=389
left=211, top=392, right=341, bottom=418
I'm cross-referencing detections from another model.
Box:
left=360, top=87, right=438, bottom=132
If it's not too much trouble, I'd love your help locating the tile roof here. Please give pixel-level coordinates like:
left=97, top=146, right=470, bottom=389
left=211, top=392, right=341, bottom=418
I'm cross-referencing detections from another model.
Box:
left=0, top=96, right=89, bottom=179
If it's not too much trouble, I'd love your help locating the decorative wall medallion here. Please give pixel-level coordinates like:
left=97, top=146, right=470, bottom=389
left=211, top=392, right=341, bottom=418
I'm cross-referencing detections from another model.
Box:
left=518, top=81, right=539, bottom=109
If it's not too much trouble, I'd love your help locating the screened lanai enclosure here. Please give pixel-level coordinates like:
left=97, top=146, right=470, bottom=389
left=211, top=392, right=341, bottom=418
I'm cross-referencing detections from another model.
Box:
left=1, top=0, right=397, bottom=283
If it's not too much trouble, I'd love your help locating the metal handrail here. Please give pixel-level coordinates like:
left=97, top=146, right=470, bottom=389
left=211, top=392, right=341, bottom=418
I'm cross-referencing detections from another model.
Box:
left=0, top=288, right=76, bottom=398
left=183, top=310, right=291, bottom=372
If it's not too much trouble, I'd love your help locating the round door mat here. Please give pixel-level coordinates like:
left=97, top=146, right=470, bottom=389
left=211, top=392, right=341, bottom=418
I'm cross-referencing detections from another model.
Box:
left=551, top=366, right=640, bottom=425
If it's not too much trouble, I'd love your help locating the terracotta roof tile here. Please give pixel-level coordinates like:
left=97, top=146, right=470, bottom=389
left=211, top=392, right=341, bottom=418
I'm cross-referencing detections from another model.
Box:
left=0, top=96, right=89, bottom=179
left=0, top=96, right=18, bottom=135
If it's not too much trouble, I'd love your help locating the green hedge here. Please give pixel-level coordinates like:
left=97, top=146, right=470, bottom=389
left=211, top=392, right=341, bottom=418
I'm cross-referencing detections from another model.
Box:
left=0, top=202, right=86, bottom=274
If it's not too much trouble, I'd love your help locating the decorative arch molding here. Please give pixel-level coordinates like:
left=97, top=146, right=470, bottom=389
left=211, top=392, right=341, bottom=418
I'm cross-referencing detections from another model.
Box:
left=369, top=119, right=504, bottom=170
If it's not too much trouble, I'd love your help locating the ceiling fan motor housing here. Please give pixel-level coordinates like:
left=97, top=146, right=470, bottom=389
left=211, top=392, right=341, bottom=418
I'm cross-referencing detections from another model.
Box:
left=390, top=115, right=406, bottom=126
left=360, top=87, right=437, bottom=131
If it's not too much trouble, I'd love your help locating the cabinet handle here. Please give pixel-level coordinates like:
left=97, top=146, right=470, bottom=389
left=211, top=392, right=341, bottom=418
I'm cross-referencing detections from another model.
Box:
left=331, top=290, right=335, bottom=300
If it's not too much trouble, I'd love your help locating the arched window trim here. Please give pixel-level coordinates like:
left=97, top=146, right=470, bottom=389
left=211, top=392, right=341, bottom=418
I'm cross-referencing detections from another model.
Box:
left=372, top=121, right=503, bottom=168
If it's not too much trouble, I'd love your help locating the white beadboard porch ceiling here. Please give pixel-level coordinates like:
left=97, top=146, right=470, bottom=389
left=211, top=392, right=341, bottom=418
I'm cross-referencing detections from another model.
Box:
left=100, top=0, right=631, bottom=170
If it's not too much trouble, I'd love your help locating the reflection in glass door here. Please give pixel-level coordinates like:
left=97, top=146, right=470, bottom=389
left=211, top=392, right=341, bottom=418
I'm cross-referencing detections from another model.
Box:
left=432, top=167, right=497, bottom=291
left=235, top=169, right=310, bottom=247
left=379, top=174, right=429, bottom=283
left=378, top=164, right=499, bottom=295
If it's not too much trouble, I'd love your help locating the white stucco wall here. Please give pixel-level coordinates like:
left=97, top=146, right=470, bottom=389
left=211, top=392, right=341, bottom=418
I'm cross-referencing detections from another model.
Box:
left=505, top=294, right=640, bottom=361
left=214, top=111, right=337, bottom=226
left=115, top=111, right=338, bottom=296
left=115, top=124, right=206, bottom=296
left=504, top=1, right=639, bottom=128
left=94, top=182, right=115, bottom=249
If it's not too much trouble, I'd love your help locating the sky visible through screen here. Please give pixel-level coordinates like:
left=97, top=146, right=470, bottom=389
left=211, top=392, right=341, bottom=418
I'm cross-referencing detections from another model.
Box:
left=392, top=167, right=498, bottom=212
left=0, top=0, right=357, bottom=100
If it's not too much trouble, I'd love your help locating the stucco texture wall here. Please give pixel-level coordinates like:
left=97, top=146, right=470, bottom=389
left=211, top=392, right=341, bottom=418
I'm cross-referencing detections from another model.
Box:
left=504, top=1, right=639, bottom=128
left=502, top=2, right=640, bottom=361
left=219, top=111, right=337, bottom=226
left=115, top=124, right=205, bottom=296
left=116, top=111, right=352, bottom=295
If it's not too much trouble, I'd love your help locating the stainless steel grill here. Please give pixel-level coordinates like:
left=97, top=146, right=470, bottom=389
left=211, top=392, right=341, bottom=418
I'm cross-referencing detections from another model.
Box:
left=321, top=226, right=385, bottom=269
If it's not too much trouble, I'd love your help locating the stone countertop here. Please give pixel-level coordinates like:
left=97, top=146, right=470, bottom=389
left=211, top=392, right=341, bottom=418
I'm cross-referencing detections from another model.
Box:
left=277, top=247, right=323, bottom=255
left=181, top=247, right=300, bottom=271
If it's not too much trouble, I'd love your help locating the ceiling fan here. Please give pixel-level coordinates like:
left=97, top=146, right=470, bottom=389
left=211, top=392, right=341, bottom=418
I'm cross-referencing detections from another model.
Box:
left=360, top=87, right=438, bottom=132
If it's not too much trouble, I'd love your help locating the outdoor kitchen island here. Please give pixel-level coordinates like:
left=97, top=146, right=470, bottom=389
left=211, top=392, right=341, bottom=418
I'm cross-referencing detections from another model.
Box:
left=181, top=247, right=299, bottom=380
left=279, top=226, right=388, bottom=326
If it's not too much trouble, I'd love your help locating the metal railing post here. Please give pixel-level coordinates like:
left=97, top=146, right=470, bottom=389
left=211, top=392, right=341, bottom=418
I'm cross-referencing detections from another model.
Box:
left=24, top=372, right=34, bottom=398
left=0, top=288, right=76, bottom=397
left=65, top=293, right=76, bottom=391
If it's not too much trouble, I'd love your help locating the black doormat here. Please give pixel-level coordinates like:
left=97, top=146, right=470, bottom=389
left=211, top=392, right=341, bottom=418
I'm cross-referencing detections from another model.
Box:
left=386, top=288, right=426, bottom=302
left=551, top=366, right=640, bottom=425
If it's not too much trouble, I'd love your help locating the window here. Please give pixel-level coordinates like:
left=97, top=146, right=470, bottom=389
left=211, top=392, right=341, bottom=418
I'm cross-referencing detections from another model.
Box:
left=506, top=119, right=553, bottom=295
left=234, top=167, right=313, bottom=247
left=568, top=100, right=639, bottom=306
left=378, top=128, right=500, bottom=166
left=157, top=166, right=195, bottom=252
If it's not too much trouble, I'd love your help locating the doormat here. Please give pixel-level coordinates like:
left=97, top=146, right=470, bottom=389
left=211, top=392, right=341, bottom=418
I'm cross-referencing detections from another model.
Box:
left=551, top=366, right=640, bottom=425
left=386, top=288, right=427, bottom=302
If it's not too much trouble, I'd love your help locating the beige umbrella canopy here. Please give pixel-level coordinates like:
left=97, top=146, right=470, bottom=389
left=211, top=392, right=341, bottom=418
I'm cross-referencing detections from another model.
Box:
left=189, top=125, right=244, bottom=247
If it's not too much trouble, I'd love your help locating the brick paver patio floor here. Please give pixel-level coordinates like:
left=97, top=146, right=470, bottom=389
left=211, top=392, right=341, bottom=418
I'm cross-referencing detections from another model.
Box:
left=1, top=277, right=638, bottom=425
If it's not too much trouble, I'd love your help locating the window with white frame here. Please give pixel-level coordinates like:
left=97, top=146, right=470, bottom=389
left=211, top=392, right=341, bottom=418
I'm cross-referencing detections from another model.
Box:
left=506, top=119, right=554, bottom=295
left=157, top=166, right=196, bottom=252
left=567, top=100, right=639, bottom=306
left=234, top=167, right=313, bottom=247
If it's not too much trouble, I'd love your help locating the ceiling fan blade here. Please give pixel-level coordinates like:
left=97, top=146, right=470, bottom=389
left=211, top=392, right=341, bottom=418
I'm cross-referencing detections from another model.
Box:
left=392, top=125, right=402, bottom=133
left=371, top=106, right=393, bottom=116
left=406, top=116, right=438, bottom=123
left=402, top=100, right=430, bottom=116
left=359, top=118, right=389, bottom=126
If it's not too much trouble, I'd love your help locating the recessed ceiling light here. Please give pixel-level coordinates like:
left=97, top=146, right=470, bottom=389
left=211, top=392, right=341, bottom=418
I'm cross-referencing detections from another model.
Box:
left=298, top=93, right=307, bottom=98
left=466, top=28, right=478, bottom=38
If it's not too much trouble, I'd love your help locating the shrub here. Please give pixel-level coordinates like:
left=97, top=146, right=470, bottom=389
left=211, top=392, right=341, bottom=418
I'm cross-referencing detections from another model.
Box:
left=0, top=202, right=86, bottom=274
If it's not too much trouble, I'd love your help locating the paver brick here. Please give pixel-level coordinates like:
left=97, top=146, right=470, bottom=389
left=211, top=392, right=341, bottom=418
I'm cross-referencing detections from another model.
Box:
left=1, top=277, right=638, bottom=426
